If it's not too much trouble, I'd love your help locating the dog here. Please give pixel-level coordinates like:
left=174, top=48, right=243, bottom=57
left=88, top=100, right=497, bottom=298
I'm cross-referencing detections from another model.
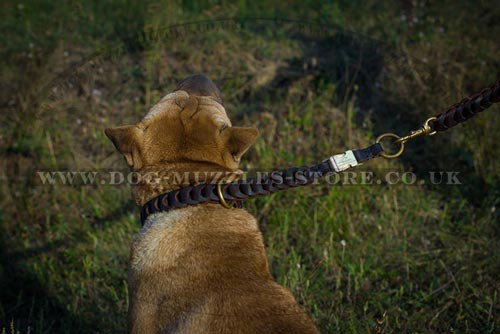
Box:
left=105, top=74, right=319, bottom=334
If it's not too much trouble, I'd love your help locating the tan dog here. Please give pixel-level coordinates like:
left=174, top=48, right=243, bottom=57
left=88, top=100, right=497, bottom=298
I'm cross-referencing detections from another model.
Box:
left=105, top=74, right=318, bottom=334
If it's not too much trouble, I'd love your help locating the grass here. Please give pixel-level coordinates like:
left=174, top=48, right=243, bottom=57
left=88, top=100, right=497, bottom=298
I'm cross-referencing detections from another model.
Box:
left=1, top=0, right=499, bottom=333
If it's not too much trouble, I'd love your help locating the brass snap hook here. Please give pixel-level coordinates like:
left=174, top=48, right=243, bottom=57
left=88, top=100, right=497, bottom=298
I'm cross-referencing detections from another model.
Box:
left=376, top=117, right=437, bottom=159
left=395, top=117, right=437, bottom=145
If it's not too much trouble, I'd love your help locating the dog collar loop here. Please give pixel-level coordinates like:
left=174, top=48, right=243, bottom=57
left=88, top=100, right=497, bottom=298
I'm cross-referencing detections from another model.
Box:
left=217, top=182, right=232, bottom=209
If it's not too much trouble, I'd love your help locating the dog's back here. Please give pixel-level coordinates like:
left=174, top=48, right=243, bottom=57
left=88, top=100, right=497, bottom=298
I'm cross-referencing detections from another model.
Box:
left=128, top=204, right=317, bottom=333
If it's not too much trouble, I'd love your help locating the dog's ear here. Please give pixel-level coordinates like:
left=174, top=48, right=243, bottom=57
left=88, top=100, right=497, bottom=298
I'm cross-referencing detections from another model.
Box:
left=224, top=127, right=259, bottom=162
left=105, top=125, right=142, bottom=168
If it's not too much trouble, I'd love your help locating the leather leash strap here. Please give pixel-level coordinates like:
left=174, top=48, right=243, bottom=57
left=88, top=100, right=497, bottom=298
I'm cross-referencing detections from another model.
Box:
left=432, top=78, right=500, bottom=132
left=140, top=143, right=383, bottom=225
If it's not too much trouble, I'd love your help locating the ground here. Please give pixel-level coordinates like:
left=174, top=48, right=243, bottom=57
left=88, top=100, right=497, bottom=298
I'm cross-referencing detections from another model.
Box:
left=0, top=1, right=499, bottom=333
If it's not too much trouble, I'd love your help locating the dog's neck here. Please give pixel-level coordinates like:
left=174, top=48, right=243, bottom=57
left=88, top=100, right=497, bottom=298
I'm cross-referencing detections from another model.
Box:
left=132, top=161, right=243, bottom=206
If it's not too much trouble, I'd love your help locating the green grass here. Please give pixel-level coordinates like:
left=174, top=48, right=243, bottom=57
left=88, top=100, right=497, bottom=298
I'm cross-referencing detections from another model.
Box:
left=1, top=1, right=499, bottom=333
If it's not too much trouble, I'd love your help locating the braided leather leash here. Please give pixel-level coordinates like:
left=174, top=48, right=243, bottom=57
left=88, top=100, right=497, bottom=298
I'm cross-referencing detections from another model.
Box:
left=141, top=77, right=500, bottom=225
left=377, top=77, right=500, bottom=158
left=140, top=143, right=383, bottom=225
left=433, top=78, right=500, bottom=131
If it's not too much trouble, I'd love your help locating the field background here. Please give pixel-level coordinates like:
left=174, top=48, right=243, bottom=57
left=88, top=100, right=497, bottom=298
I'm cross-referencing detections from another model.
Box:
left=1, top=1, right=499, bottom=333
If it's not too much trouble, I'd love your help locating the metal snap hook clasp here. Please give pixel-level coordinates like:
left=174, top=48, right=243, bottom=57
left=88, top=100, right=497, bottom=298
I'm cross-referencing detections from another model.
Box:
left=376, top=117, right=437, bottom=159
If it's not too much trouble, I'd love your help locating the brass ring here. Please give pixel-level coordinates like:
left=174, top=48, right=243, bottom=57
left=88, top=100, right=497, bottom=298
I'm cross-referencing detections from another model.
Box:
left=216, top=181, right=232, bottom=209
left=376, top=133, right=405, bottom=159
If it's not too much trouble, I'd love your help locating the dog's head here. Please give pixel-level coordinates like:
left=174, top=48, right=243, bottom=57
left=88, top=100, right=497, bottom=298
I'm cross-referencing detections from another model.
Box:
left=105, top=74, right=258, bottom=171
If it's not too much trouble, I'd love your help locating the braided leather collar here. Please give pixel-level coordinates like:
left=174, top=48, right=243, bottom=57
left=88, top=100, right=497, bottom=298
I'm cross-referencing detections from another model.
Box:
left=140, top=143, right=383, bottom=225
